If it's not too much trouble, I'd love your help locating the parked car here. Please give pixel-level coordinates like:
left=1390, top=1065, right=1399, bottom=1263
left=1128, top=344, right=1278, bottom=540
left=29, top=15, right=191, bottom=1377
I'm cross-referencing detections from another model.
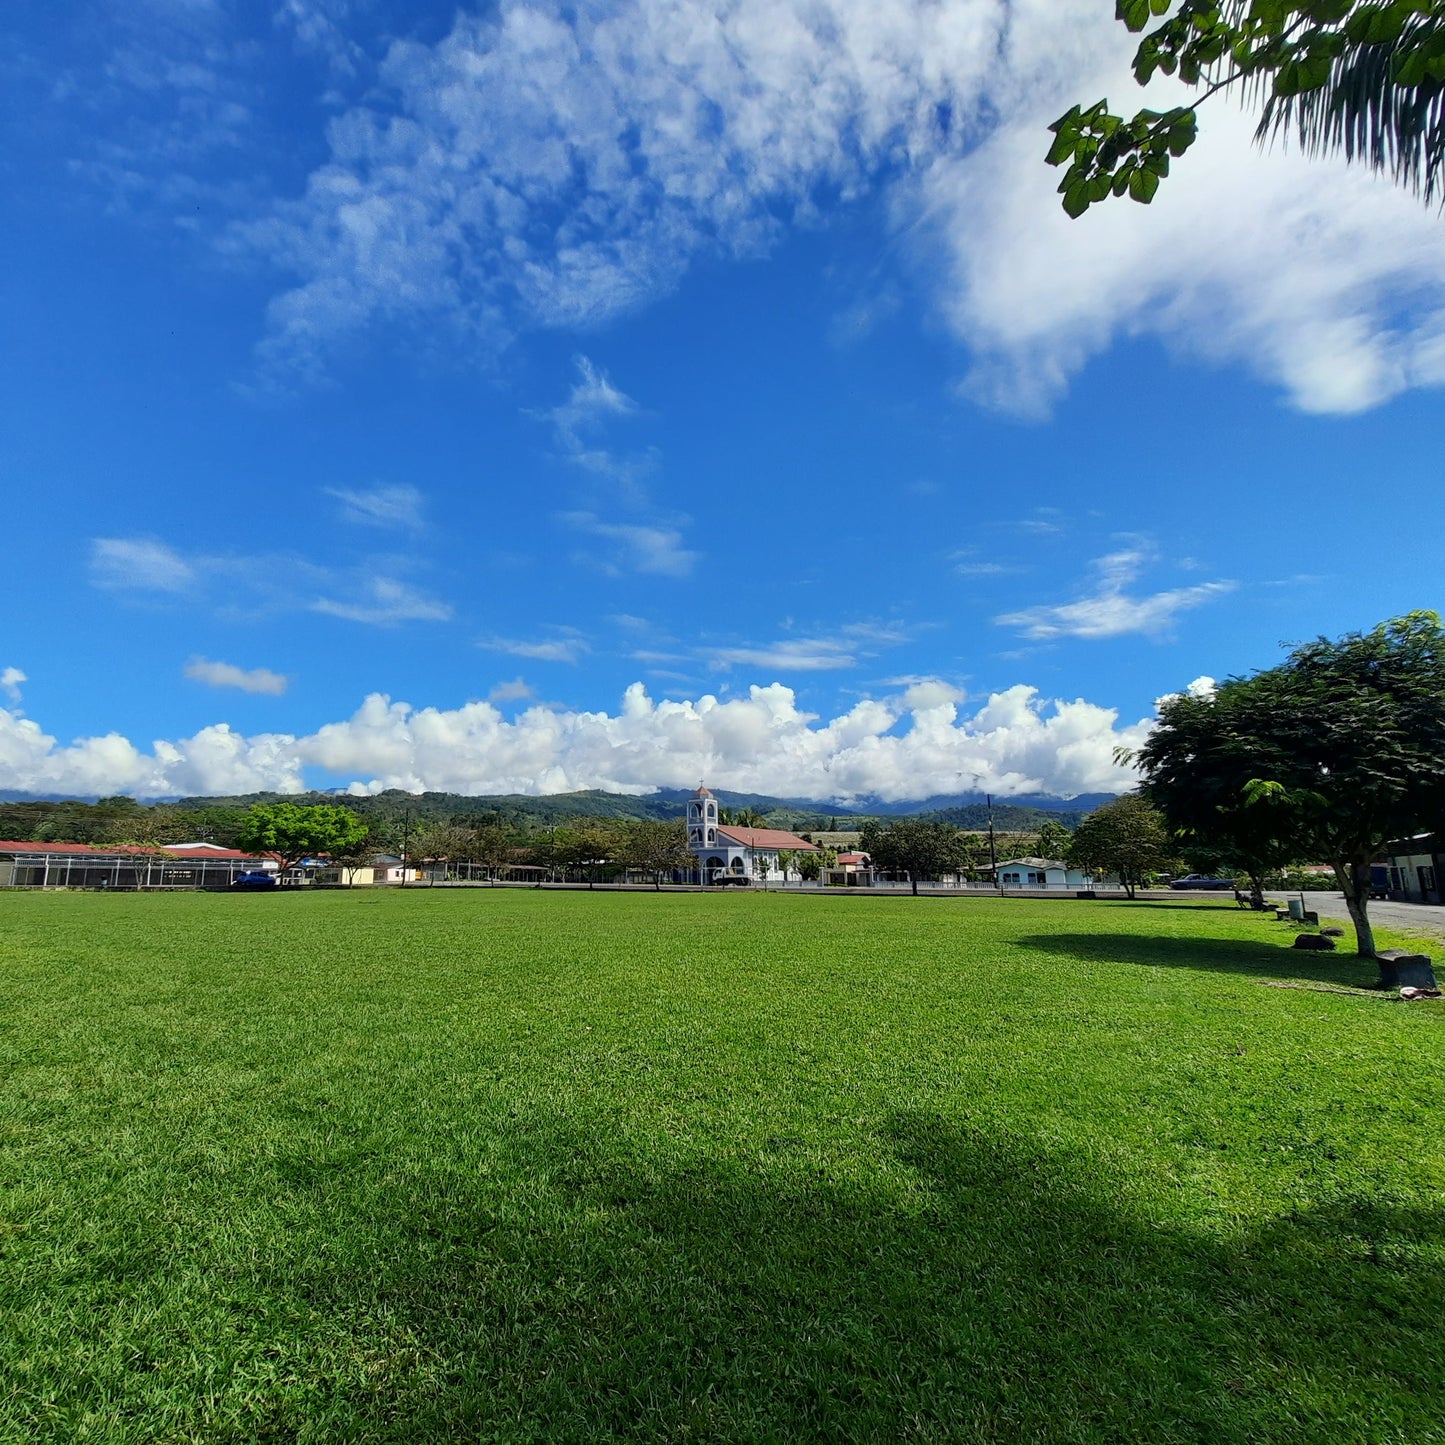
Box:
left=1169, top=873, right=1235, bottom=891
left=231, top=871, right=279, bottom=890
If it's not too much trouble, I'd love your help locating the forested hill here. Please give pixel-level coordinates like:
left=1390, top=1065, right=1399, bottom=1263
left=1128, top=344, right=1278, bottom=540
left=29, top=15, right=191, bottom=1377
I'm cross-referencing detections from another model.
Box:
left=177, top=788, right=830, bottom=829
left=0, top=787, right=1102, bottom=844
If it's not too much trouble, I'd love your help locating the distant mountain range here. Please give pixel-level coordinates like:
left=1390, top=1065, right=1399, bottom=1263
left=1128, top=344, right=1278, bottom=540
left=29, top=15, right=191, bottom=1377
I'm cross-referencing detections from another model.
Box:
left=166, top=786, right=1110, bottom=832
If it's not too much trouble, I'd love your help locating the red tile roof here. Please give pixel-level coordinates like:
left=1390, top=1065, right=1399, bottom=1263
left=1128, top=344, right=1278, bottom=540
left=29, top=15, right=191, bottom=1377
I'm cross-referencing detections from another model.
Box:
left=715, top=826, right=819, bottom=851
left=166, top=845, right=275, bottom=861
left=0, top=841, right=275, bottom=861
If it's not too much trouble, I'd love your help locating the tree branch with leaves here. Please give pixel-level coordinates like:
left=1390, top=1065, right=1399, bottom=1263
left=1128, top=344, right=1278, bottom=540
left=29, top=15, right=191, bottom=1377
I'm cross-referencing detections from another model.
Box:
left=1048, top=1, right=1445, bottom=218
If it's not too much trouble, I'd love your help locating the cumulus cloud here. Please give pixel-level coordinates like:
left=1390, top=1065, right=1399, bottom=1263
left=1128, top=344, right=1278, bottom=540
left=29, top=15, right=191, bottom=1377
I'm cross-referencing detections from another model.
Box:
left=184, top=657, right=289, bottom=696
left=0, top=678, right=1152, bottom=800
left=220, top=0, right=1445, bottom=414
left=1, top=668, right=25, bottom=704
left=1154, top=674, right=1219, bottom=710
left=996, top=549, right=1234, bottom=641
left=90, top=537, right=195, bottom=592
left=0, top=710, right=305, bottom=800
left=489, top=677, right=535, bottom=702
left=326, top=483, right=425, bottom=532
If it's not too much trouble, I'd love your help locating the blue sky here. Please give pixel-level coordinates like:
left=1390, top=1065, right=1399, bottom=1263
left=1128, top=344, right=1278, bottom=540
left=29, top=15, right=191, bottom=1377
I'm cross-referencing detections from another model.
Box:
left=2, top=0, right=1441, bottom=802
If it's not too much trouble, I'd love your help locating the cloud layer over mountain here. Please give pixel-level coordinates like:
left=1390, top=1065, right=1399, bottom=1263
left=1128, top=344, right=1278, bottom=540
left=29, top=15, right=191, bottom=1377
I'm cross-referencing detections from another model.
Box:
left=0, top=678, right=1150, bottom=802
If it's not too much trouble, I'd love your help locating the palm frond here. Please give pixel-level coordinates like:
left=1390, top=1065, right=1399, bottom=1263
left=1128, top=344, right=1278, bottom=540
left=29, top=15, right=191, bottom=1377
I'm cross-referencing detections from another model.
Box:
left=1254, top=14, right=1445, bottom=204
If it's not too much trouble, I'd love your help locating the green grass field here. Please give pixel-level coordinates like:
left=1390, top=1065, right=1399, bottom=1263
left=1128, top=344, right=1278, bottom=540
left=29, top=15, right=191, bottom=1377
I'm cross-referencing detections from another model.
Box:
left=1, top=890, right=1442, bottom=1444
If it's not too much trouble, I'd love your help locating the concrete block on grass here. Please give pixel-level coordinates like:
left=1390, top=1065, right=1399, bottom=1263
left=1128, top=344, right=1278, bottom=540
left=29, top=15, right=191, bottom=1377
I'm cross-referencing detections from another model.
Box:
left=1375, top=950, right=1438, bottom=990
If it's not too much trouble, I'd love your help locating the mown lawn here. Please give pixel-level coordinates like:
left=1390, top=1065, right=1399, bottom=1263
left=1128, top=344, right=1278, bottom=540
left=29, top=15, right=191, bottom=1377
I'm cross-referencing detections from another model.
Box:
left=0, top=889, right=1441, bottom=1443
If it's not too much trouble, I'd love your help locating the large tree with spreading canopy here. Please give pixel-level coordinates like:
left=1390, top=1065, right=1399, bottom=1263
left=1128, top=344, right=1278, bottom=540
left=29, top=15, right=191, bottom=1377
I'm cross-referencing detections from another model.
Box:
left=1134, top=612, right=1445, bottom=955
left=234, top=802, right=369, bottom=874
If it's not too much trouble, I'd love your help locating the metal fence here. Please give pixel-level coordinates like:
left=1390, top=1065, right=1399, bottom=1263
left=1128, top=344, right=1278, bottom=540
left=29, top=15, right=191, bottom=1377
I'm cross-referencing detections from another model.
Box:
left=0, top=852, right=263, bottom=890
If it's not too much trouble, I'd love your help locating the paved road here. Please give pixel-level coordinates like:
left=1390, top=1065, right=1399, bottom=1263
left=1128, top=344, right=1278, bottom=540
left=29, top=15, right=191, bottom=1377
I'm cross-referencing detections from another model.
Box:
left=1269, top=890, right=1445, bottom=943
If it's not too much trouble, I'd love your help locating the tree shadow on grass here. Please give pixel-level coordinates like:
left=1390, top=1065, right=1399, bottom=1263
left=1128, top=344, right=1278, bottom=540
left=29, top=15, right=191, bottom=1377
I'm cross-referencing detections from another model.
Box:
left=1104, top=901, right=1257, bottom=912
left=1015, top=932, right=1380, bottom=989
left=21, top=1109, right=1443, bottom=1443
left=248, top=1113, right=1443, bottom=1444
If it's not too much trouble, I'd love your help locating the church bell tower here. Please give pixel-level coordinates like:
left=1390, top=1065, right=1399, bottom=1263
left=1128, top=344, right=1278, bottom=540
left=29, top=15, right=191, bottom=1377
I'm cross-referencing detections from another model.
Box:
left=687, top=785, right=719, bottom=851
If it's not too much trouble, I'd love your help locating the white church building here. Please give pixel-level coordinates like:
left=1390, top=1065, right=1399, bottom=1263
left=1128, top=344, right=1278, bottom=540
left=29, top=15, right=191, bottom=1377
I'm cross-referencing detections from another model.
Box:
left=686, top=786, right=820, bottom=884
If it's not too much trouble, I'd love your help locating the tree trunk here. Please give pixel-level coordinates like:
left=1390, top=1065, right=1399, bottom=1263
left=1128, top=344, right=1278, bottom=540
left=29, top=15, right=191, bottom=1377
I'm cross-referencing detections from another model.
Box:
left=1334, top=859, right=1377, bottom=957
left=1248, top=871, right=1265, bottom=909
left=910, top=871, right=919, bottom=897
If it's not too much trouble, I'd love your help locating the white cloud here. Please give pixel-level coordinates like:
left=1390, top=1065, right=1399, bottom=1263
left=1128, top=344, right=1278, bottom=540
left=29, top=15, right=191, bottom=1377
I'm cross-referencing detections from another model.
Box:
left=563, top=511, right=698, bottom=577
left=0, top=710, right=305, bottom=800
left=90, top=537, right=195, bottom=592
left=706, top=621, right=910, bottom=673
left=241, top=0, right=1004, bottom=378
left=488, top=677, right=535, bottom=702
left=0, top=668, right=25, bottom=704
left=955, top=561, right=1023, bottom=578
left=546, top=355, right=637, bottom=439
left=708, top=639, right=859, bottom=672
left=184, top=657, right=289, bottom=696
left=533, top=355, right=658, bottom=498
left=310, top=576, right=453, bottom=624
left=996, top=549, right=1234, bottom=641
left=903, top=679, right=965, bottom=710
left=226, top=0, right=1445, bottom=414
left=326, top=484, right=425, bottom=532
left=87, top=534, right=451, bottom=626
left=276, top=0, right=365, bottom=75
left=1155, top=674, right=1218, bottom=711
left=479, top=634, right=587, bottom=664
left=0, top=678, right=1151, bottom=800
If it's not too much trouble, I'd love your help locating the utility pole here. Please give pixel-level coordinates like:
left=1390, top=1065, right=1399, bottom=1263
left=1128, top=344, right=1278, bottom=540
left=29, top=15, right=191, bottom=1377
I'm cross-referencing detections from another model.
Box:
left=401, top=808, right=411, bottom=888
left=987, top=793, right=999, bottom=893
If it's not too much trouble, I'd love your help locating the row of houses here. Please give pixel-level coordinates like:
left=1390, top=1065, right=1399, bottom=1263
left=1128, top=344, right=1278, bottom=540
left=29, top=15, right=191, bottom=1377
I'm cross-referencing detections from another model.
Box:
left=684, top=789, right=1108, bottom=889
left=7, top=800, right=1442, bottom=898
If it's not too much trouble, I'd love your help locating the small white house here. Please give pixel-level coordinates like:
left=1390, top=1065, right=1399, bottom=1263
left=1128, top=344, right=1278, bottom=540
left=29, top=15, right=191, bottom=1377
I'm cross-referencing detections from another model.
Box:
left=685, top=786, right=819, bottom=883
left=996, top=856, right=1100, bottom=890
left=1380, top=834, right=1442, bottom=903
left=313, top=853, right=421, bottom=886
